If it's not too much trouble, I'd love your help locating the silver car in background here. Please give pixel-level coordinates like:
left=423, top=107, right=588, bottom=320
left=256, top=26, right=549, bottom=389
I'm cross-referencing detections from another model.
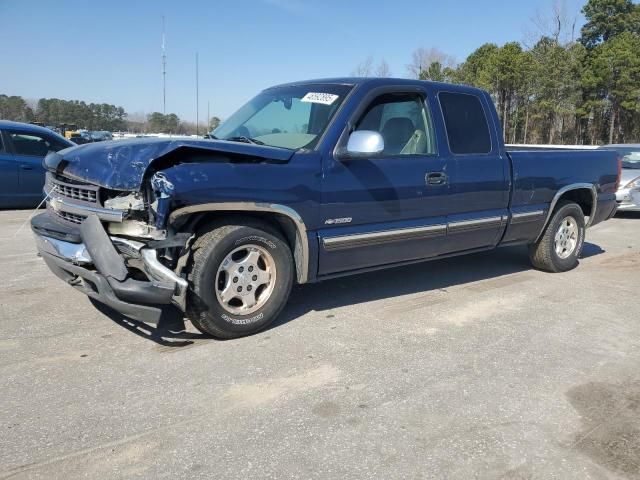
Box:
left=599, top=144, right=640, bottom=212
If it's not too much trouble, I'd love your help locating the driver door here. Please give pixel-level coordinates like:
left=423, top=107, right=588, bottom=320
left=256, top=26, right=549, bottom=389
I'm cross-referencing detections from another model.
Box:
left=318, top=88, right=451, bottom=276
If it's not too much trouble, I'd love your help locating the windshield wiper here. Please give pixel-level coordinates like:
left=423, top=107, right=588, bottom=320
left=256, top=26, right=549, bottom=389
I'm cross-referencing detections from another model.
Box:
left=224, top=136, right=265, bottom=145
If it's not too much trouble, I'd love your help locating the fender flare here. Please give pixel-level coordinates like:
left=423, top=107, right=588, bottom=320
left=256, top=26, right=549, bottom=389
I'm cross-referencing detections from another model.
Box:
left=535, top=183, right=597, bottom=243
left=169, top=202, right=309, bottom=283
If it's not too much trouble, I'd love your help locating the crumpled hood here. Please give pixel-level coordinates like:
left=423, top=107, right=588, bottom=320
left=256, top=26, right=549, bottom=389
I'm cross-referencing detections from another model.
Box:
left=44, top=137, right=294, bottom=191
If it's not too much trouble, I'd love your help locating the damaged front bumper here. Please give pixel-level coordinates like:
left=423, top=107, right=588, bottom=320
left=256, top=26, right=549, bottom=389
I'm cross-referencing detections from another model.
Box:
left=32, top=212, right=188, bottom=324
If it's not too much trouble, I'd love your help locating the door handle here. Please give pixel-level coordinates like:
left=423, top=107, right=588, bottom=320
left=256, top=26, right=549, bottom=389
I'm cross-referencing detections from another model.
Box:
left=20, top=165, right=34, bottom=170
left=426, top=172, right=447, bottom=185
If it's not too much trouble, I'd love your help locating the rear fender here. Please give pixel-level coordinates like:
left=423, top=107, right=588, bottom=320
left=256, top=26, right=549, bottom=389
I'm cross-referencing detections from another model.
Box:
left=535, top=183, right=597, bottom=242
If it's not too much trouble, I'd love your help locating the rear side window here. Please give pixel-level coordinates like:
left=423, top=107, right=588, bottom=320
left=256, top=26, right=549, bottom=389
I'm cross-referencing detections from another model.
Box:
left=439, top=92, right=491, bottom=155
left=8, top=132, right=67, bottom=156
left=0, top=132, right=4, bottom=153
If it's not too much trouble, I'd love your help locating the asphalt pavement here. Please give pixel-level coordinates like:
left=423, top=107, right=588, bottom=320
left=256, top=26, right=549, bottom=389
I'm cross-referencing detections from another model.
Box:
left=1, top=209, right=639, bottom=479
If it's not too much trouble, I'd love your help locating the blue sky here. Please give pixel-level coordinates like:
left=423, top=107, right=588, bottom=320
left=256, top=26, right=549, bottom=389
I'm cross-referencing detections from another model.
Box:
left=0, top=0, right=585, bottom=122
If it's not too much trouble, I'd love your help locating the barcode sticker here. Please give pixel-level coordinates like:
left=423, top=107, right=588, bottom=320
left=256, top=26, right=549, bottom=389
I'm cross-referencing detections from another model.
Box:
left=301, top=92, right=339, bottom=105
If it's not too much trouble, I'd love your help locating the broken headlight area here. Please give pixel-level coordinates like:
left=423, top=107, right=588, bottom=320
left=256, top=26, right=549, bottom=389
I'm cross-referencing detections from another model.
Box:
left=102, top=191, right=146, bottom=211
left=99, top=173, right=186, bottom=276
left=107, top=219, right=166, bottom=240
left=101, top=188, right=167, bottom=240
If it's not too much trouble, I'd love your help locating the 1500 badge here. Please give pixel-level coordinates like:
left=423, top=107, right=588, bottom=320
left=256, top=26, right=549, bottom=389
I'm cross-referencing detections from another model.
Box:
left=324, top=217, right=352, bottom=225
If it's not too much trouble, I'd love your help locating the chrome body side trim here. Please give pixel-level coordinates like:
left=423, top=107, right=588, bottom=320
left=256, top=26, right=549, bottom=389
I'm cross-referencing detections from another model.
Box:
left=34, top=234, right=92, bottom=264
left=510, top=210, right=544, bottom=224
left=168, top=202, right=310, bottom=283
left=49, top=195, right=125, bottom=223
left=322, top=224, right=447, bottom=251
left=535, top=183, right=597, bottom=242
left=447, top=215, right=505, bottom=234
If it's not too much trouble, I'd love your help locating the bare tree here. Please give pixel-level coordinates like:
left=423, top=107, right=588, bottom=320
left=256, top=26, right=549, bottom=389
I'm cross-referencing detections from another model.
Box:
left=352, top=57, right=392, bottom=77
left=375, top=59, right=391, bottom=77
left=352, top=56, right=374, bottom=77
left=406, top=47, right=455, bottom=79
left=525, top=0, right=580, bottom=46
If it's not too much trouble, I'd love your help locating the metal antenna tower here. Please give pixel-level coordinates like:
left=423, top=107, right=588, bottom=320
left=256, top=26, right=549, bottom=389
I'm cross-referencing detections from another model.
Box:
left=196, top=52, right=199, bottom=136
left=162, top=16, right=167, bottom=114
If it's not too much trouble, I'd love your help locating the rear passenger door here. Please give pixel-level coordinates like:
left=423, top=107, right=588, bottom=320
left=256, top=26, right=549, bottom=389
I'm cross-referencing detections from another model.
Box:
left=436, top=91, right=510, bottom=253
left=0, top=131, right=20, bottom=207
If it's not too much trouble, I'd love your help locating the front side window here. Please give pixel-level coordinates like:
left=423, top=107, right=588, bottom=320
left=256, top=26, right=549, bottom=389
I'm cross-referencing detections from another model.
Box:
left=355, top=93, right=436, bottom=156
left=8, top=132, right=68, bottom=156
left=213, top=84, right=352, bottom=150
left=439, top=92, right=491, bottom=155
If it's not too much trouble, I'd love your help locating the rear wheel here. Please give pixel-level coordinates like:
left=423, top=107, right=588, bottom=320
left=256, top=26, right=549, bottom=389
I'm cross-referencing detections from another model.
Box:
left=186, top=221, right=294, bottom=338
left=528, top=200, right=586, bottom=272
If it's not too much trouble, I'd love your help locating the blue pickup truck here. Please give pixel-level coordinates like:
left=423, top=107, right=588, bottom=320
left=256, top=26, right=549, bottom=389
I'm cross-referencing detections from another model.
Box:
left=31, top=78, right=620, bottom=338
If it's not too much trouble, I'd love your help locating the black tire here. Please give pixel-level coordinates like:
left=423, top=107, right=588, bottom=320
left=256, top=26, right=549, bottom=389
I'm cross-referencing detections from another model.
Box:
left=186, top=221, right=294, bottom=339
left=528, top=200, right=586, bottom=273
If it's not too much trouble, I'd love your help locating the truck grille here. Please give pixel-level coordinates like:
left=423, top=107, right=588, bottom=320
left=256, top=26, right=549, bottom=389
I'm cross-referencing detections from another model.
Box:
left=53, top=183, right=98, bottom=203
left=53, top=209, right=86, bottom=224
left=48, top=173, right=100, bottom=205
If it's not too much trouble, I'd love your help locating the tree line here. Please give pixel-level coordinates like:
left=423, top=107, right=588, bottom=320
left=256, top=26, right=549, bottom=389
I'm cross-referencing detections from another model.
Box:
left=0, top=94, right=219, bottom=135
left=354, top=0, right=640, bottom=145
left=0, top=95, right=128, bottom=132
left=140, top=112, right=221, bottom=135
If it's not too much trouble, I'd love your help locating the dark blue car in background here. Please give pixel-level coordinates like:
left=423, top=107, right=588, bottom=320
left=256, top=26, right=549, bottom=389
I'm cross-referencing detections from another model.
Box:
left=0, top=121, right=73, bottom=208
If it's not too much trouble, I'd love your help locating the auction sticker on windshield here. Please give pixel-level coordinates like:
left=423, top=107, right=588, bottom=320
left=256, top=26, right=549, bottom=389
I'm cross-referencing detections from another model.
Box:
left=301, top=92, right=339, bottom=105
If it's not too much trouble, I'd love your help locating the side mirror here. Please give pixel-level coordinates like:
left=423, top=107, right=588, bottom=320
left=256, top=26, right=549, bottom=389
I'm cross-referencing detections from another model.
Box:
left=340, top=130, right=384, bottom=159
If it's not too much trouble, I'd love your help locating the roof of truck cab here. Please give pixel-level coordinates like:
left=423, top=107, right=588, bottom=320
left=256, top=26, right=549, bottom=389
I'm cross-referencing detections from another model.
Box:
left=268, top=77, right=487, bottom=95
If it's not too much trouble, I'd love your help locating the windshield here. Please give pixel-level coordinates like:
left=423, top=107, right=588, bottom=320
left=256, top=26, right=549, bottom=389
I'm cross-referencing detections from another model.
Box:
left=213, top=84, right=352, bottom=150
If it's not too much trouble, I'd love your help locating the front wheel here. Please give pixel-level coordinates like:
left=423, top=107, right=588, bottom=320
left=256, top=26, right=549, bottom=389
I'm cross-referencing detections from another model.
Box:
left=186, top=221, right=294, bottom=338
left=528, top=200, right=586, bottom=272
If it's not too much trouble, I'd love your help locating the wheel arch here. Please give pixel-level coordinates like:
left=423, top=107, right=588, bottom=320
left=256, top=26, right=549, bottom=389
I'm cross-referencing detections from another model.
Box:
left=535, top=183, right=597, bottom=243
left=169, top=203, right=309, bottom=284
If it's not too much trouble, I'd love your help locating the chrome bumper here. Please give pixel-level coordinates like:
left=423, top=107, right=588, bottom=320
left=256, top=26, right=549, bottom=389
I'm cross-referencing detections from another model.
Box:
left=35, top=234, right=92, bottom=264
left=616, top=188, right=640, bottom=211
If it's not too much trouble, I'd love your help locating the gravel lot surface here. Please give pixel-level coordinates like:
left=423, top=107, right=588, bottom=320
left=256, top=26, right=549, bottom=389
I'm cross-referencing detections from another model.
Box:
left=1, top=209, right=639, bottom=479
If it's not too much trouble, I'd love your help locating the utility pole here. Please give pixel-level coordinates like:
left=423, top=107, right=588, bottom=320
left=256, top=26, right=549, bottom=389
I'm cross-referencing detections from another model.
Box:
left=161, top=16, right=167, bottom=114
left=195, top=52, right=199, bottom=136
left=207, top=101, right=210, bottom=134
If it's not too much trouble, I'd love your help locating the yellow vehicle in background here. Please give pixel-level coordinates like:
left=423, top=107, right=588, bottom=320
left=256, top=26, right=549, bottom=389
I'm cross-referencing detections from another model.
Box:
left=59, top=123, right=79, bottom=139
